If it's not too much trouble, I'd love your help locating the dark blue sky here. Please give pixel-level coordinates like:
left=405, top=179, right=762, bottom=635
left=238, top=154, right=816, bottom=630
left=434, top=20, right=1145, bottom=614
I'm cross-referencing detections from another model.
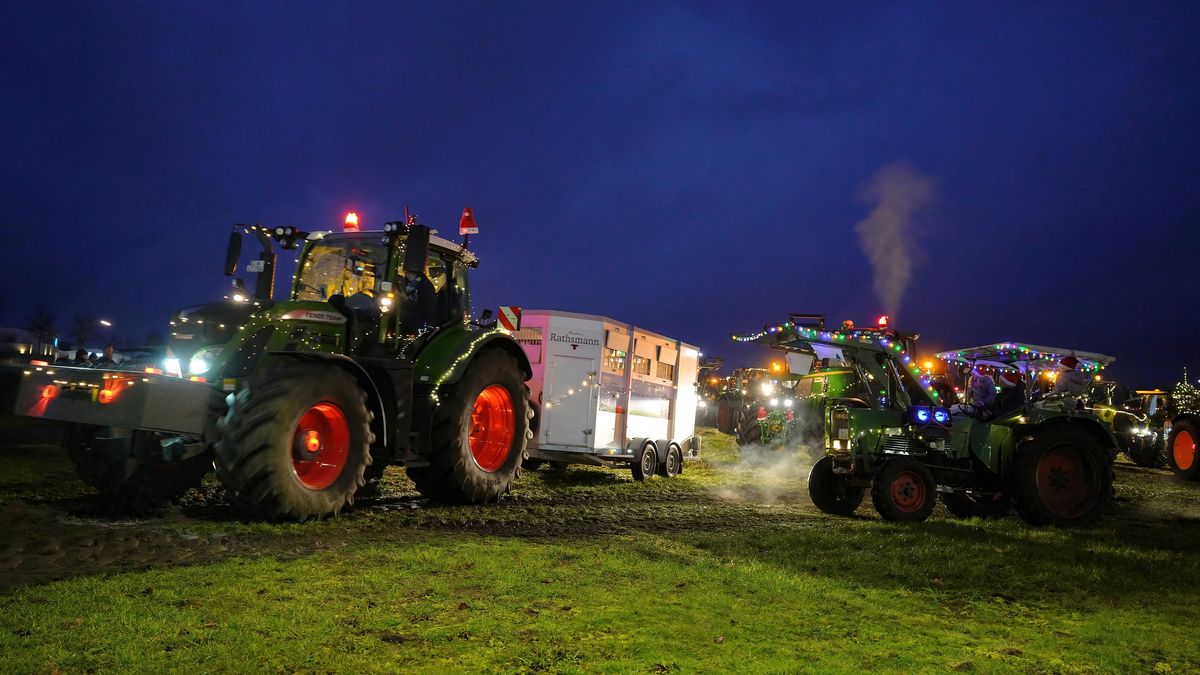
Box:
left=2, top=1, right=1198, bottom=385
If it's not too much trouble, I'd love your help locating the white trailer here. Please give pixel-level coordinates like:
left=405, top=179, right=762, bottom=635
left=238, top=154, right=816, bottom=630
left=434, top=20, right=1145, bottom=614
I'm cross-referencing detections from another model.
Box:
left=512, top=309, right=701, bottom=480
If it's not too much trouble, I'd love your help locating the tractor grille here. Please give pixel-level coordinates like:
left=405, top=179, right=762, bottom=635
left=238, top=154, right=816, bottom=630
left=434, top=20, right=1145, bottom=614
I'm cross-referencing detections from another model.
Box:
left=881, top=436, right=923, bottom=455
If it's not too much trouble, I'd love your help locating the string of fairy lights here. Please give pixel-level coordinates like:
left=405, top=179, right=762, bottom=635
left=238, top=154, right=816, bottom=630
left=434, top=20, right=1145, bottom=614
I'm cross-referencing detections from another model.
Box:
left=542, top=371, right=599, bottom=410
left=731, top=321, right=944, bottom=402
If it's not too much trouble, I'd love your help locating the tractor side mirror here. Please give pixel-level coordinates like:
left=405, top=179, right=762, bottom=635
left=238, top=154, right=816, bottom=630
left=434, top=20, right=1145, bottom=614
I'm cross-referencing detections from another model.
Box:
left=224, top=231, right=242, bottom=276
left=402, top=225, right=431, bottom=276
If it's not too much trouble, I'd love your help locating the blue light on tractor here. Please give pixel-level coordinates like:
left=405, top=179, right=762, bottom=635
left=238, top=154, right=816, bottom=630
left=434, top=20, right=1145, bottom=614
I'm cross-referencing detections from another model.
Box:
left=933, top=408, right=951, bottom=425
left=912, top=406, right=932, bottom=424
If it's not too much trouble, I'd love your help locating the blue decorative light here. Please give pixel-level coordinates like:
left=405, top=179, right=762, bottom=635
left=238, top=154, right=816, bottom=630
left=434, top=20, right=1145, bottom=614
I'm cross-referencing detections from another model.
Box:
left=912, top=406, right=932, bottom=424
left=933, top=408, right=950, bottom=425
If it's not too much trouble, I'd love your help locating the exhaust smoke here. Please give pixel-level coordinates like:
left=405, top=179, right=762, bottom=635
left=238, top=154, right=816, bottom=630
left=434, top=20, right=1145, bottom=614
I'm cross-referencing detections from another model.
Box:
left=854, top=162, right=937, bottom=317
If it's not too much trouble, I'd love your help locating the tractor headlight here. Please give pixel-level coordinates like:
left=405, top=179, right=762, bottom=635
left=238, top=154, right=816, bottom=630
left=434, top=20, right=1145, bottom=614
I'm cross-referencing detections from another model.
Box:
left=770, top=398, right=779, bottom=407
left=784, top=399, right=794, bottom=408
left=911, top=406, right=932, bottom=425
left=932, top=408, right=950, bottom=425
left=698, top=400, right=707, bottom=409
left=188, top=347, right=223, bottom=376
left=760, top=382, right=775, bottom=396
left=189, top=355, right=211, bottom=375
left=164, top=357, right=182, bottom=378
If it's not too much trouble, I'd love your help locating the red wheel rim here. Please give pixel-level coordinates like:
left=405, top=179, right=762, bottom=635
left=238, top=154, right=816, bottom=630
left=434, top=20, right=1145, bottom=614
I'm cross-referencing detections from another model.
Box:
left=469, top=385, right=515, bottom=472
left=1035, top=446, right=1095, bottom=518
left=890, top=470, right=927, bottom=512
left=291, top=402, right=350, bottom=490
left=1174, top=431, right=1195, bottom=471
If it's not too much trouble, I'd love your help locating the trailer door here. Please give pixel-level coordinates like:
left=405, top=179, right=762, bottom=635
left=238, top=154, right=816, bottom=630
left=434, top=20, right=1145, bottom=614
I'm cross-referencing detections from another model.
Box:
left=543, top=354, right=598, bottom=449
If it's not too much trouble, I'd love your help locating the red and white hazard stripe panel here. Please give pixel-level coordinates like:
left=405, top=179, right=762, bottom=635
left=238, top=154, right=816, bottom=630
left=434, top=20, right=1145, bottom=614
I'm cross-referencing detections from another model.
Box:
left=498, top=306, right=521, bottom=331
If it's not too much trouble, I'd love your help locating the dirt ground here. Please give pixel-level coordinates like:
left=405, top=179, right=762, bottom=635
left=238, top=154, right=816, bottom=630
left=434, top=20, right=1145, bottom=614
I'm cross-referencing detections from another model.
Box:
left=1, top=418, right=1197, bottom=595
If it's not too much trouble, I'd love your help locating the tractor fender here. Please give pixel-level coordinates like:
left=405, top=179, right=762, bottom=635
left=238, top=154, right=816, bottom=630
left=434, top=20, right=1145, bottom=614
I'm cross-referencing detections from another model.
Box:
left=1019, top=415, right=1120, bottom=461
left=413, top=328, right=532, bottom=394
left=264, top=351, right=389, bottom=448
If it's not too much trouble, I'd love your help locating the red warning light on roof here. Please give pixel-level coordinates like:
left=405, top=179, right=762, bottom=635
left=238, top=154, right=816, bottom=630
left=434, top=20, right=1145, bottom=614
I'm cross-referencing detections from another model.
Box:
left=877, top=314, right=890, bottom=328
left=459, top=207, right=479, bottom=236
left=344, top=212, right=360, bottom=231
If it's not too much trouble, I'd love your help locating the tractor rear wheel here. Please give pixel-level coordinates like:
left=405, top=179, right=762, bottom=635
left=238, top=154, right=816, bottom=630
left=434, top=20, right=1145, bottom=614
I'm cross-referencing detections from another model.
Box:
left=406, top=349, right=529, bottom=503
left=1166, top=419, right=1200, bottom=480
left=1010, top=426, right=1112, bottom=526
left=716, top=397, right=735, bottom=434
left=807, top=456, right=864, bottom=516
left=67, top=425, right=211, bottom=503
left=938, top=490, right=1011, bottom=519
left=216, top=361, right=375, bottom=520
left=871, top=458, right=936, bottom=522
left=735, top=405, right=763, bottom=447
left=1126, top=437, right=1164, bottom=468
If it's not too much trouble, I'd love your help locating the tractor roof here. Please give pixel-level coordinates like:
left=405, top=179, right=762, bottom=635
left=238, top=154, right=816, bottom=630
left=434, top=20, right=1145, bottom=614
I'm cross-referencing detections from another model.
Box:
left=310, top=231, right=479, bottom=266
left=936, top=342, right=1114, bottom=374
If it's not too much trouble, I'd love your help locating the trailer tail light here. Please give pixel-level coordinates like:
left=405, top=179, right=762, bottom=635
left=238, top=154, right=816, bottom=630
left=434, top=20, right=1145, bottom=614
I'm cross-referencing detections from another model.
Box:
left=344, top=212, right=359, bottom=231
left=41, top=384, right=59, bottom=400
left=189, top=376, right=207, bottom=383
left=98, top=389, right=117, bottom=404
left=144, top=367, right=164, bottom=375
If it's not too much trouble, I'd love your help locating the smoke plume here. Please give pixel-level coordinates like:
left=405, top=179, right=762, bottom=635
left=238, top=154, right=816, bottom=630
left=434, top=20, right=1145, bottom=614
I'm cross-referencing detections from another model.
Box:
left=708, top=439, right=823, bottom=505
left=854, top=163, right=937, bottom=316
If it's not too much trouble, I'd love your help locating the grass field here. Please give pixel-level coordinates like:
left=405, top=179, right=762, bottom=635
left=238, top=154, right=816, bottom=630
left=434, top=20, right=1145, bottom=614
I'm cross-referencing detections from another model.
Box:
left=1, top=427, right=1198, bottom=673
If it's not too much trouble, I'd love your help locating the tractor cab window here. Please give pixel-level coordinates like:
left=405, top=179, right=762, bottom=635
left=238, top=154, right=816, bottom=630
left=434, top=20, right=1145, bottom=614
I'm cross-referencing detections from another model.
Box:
left=295, top=236, right=388, bottom=303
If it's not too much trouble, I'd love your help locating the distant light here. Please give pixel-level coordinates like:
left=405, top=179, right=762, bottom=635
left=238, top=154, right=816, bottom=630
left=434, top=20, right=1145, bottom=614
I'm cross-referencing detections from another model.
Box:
left=98, top=319, right=112, bottom=327
left=923, top=361, right=932, bottom=370
left=344, top=212, right=360, bottom=231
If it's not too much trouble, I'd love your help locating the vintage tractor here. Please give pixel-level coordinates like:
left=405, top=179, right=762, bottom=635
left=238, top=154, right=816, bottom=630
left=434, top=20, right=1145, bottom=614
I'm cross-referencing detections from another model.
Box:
left=734, top=317, right=1118, bottom=525
left=4, top=211, right=532, bottom=520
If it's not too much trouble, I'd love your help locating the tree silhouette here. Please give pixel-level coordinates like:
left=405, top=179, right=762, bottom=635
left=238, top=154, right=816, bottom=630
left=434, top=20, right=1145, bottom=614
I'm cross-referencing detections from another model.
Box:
left=71, top=313, right=97, bottom=351
left=27, top=305, right=56, bottom=355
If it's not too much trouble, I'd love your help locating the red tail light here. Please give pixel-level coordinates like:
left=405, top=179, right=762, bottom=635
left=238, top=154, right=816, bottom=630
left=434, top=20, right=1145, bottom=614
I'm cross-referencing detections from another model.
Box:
left=41, top=384, right=59, bottom=399
left=144, top=367, right=163, bottom=375
left=98, top=389, right=116, bottom=404
left=31, top=360, right=49, bottom=367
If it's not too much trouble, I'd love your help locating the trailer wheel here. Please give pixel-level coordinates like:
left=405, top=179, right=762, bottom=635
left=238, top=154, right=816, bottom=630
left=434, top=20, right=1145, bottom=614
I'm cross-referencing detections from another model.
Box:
left=1166, top=419, right=1200, bottom=480
left=406, top=348, right=529, bottom=503
left=658, top=444, right=682, bottom=478
left=1010, top=426, right=1112, bottom=526
left=807, top=456, right=864, bottom=516
left=938, top=491, right=1011, bottom=519
left=216, top=361, right=374, bottom=520
left=67, top=425, right=211, bottom=503
left=631, top=441, right=657, bottom=481
left=871, top=458, right=936, bottom=522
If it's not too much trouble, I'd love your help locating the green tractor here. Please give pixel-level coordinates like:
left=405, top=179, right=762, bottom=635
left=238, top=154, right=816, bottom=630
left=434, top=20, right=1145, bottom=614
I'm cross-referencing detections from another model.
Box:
left=1165, top=371, right=1200, bottom=481
left=5, top=212, right=532, bottom=520
left=734, top=317, right=1117, bottom=525
left=713, top=367, right=772, bottom=434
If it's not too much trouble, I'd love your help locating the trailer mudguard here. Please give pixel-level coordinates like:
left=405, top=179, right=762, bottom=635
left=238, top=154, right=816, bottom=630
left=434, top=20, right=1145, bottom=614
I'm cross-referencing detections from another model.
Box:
left=412, top=324, right=532, bottom=393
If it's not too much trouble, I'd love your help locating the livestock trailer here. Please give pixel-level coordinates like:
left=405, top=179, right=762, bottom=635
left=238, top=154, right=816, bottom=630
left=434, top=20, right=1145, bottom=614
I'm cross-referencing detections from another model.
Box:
left=514, top=310, right=700, bottom=480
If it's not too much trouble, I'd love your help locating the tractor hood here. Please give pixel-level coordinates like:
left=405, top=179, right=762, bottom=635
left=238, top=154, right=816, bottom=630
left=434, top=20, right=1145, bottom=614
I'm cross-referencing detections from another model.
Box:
left=168, top=301, right=269, bottom=361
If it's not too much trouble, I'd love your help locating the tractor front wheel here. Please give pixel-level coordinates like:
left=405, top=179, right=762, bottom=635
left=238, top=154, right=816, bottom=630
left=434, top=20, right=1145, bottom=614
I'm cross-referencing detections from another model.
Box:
left=807, top=456, right=864, bottom=516
left=735, top=405, right=763, bottom=447
left=406, top=349, right=530, bottom=503
left=871, top=458, right=936, bottom=522
left=716, top=397, right=735, bottom=434
left=1166, top=419, right=1200, bottom=480
left=1010, top=426, right=1112, bottom=526
left=67, top=425, right=211, bottom=503
left=216, top=361, right=375, bottom=520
